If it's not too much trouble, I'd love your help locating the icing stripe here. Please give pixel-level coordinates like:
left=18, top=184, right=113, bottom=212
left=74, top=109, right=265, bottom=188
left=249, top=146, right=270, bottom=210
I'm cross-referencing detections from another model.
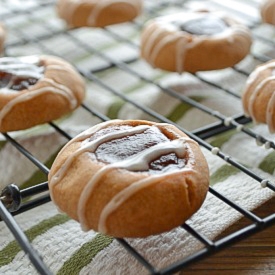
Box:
left=87, top=0, right=141, bottom=25
left=62, top=0, right=141, bottom=26
left=247, top=76, right=275, bottom=121
left=98, top=167, right=193, bottom=233
left=56, top=120, right=122, bottom=157
left=39, top=77, right=78, bottom=109
left=243, top=61, right=275, bottom=132
left=0, top=56, right=43, bottom=81
left=142, top=12, right=251, bottom=73
left=49, top=122, right=194, bottom=233
left=78, top=138, right=188, bottom=231
left=49, top=124, right=150, bottom=194
left=0, top=86, right=76, bottom=128
left=266, top=90, right=275, bottom=132
left=143, top=23, right=165, bottom=62
left=149, top=33, right=180, bottom=68
left=0, top=57, right=80, bottom=129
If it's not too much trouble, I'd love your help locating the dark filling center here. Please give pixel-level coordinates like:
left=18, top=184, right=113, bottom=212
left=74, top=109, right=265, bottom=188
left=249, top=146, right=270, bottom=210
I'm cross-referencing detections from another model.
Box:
left=88, top=125, right=186, bottom=174
left=175, top=15, right=228, bottom=36
left=0, top=71, right=40, bottom=91
left=0, top=57, right=44, bottom=92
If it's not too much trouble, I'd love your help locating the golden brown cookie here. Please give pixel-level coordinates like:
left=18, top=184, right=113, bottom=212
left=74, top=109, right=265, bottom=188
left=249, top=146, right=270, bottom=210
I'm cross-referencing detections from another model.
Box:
left=242, top=59, right=275, bottom=133
left=0, top=55, right=85, bottom=132
left=56, top=0, right=143, bottom=28
left=48, top=119, right=209, bottom=238
left=261, top=0, right=275, bottom=25
left=140, top=10, right=252, bottom=73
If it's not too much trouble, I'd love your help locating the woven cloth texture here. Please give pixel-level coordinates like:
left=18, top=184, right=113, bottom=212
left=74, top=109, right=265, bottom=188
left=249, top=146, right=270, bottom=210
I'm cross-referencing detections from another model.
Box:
left=0, top=0, right=275, bottom=274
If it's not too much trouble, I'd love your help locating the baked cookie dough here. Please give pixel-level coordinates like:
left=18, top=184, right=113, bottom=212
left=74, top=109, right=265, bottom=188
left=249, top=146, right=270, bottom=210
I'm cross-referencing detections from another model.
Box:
left=140, top=10, right=252, bottom=73
left=242, top=60, right=275, bottom=133
left=261, top=0, right=275, bottom=25
left=0, top=55, right=85, bottom=132
left=48, top=119, right=209, bottom=238
left=56, top=0, right=143, bottom=28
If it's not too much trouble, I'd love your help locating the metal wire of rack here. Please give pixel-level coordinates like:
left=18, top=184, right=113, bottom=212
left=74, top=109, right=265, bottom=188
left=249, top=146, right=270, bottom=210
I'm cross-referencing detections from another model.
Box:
left=0, top=0, right=275, bottom=274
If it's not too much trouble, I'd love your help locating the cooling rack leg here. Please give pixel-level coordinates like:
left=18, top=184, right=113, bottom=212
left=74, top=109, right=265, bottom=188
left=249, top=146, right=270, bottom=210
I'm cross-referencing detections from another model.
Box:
left=0, top=184, right=21, bottom=212
left=0, top=199, right=53, bottom=275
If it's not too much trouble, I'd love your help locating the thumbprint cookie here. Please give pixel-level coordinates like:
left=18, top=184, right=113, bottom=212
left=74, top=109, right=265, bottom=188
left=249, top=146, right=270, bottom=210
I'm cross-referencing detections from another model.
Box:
left=140, top=10, right=252, bottom=73
left=56, top=0, right=143, bottom=28
left=242, top=60, right=275, bottom=133
left=0, top=55, right=85, bottom=132
left=261, top=0, right=275, bottom=25
left=48, top=119, right=209, bottom=238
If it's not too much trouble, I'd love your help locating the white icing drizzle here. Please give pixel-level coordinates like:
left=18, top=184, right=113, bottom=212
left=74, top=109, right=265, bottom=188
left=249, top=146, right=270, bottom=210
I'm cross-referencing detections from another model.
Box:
left=176, top=36, right=198, bottom=74
left=243, top=61, right=275, bottom=133
left=149, top=33, right=179, bottom=66
left=78, top=138, right=188, bottom=232
left=248, top=75, right=275, bottom=122
left=0, top=56, right=80, bottom=129
left=87, top=0, right=141, bottom=25
left=98, top=166, right=193, bottom=233
left=41, top=78, right=77, bottom=109
left=50, top=124, right=151, bottom=191
left=142, top=11, right=251, bottom=73
left=142, top=22, right=163, bottom=61
left=63, top=0, right=141, bottom=26
left=266, top=89, right=275, bottom=133
left=98, top=175, right=162, bottom=232
left=0, top=86, right=74, bottom=126
left=49, top=122, right=194, bottom=233
left=59, top=120, right=123, bottom=158
left=0, top=56, right=43, bottom=84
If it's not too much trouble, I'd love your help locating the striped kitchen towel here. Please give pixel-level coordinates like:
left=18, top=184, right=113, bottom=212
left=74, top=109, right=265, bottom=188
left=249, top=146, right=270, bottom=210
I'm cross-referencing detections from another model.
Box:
left=1, top=0, right=275, bottom=274
left=0, top=122, right=274, bottom=274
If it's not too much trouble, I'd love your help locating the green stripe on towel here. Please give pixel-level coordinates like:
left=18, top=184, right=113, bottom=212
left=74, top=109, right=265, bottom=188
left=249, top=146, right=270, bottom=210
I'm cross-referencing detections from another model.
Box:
left=0, top=214, right=70, bottom=267
left=209, top=129, right=237, bottom=148
left=107, top=98, right=126, bottom=119
left=107, top=72, right=166, bottom=119
left=210, top=164, right=240, bottom=186
left=259, top=151, right=275, bottom=174
left=0, top=140, right=7, bottom=150
left=57, top=234, right=113, bottom=275
left=167, top=96, right=204, bottom=122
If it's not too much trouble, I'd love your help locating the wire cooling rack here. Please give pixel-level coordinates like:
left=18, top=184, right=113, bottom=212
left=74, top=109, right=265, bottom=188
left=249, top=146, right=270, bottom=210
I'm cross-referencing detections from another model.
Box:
left=0, top=0, right=275, bottom=274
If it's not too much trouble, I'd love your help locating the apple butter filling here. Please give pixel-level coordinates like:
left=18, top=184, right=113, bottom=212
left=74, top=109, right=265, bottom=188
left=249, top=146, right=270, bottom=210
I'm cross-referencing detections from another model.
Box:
left=89, top=125, right=187, bottom=174
left=0, top=57, right=44, bottom=92
left=175, top=15, right=228, bottom=35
